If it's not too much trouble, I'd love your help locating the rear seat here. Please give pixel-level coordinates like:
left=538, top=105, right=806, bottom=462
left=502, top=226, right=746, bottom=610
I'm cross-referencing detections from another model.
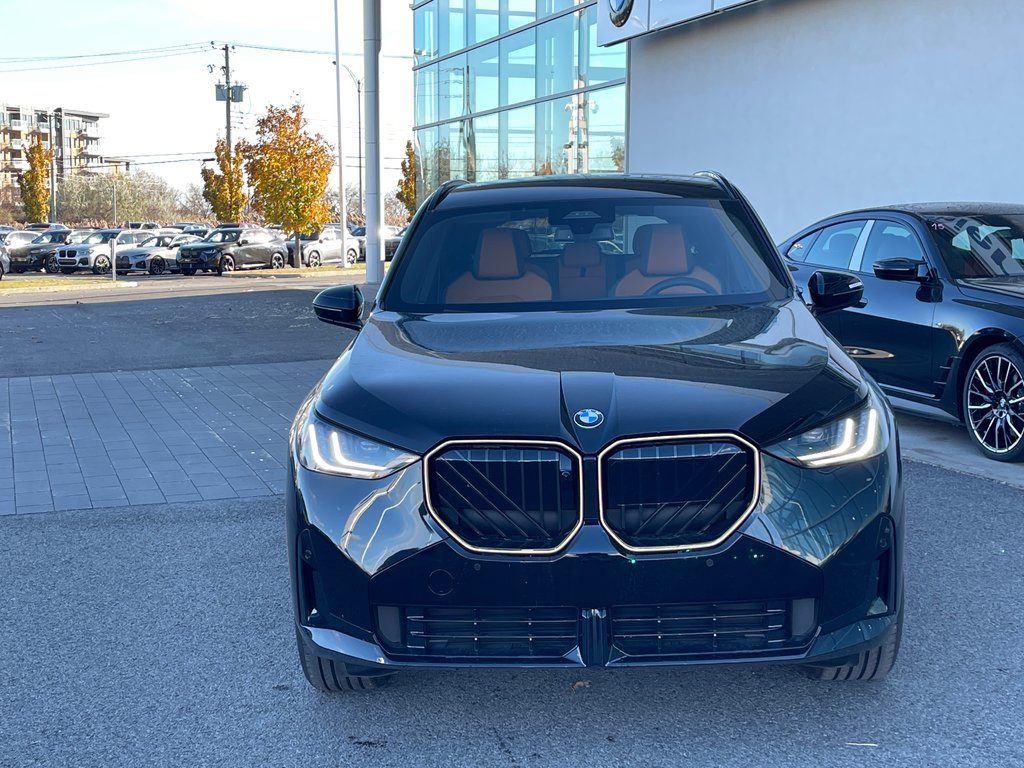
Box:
left=558, top=242, right=607, bottom=300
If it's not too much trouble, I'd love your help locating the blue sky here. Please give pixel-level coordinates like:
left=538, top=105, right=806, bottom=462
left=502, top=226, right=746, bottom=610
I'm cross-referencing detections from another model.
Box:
left=1, top=0, right=414, bottom=191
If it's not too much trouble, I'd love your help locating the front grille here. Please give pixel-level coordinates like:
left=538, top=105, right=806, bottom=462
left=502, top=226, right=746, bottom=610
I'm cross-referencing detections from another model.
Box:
left=600, top=436, right=757, bottom=551
left=610, top=600, right=807, bottom=660
left=376, top=605, right=578, bottom=660
left=425, top=442, right=582, bottom=553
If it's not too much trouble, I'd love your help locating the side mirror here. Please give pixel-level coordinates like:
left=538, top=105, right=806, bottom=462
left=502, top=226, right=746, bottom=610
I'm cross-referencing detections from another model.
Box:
left=808, top=270, right=864, bottom=315
left=239, top=237, right=251, bottom=245
left=873, top=257, right=926, bottom=281
left=313, top=285, right=363, bottom=330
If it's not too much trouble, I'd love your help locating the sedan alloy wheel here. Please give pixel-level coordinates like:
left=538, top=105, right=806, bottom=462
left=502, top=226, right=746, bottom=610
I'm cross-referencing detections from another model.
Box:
left=965, top=345, right=1024, bottom=460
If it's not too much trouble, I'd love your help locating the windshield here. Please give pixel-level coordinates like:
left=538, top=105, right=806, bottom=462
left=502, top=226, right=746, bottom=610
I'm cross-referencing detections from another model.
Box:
left=84, top=232, right=116, bottom=245
left=927, top=214, right=1024, bottom=279
left=141, top=236, right=171, bottom=247
left=382, top=196, right=789, bottom=313
left=33, top=232, right=64, bottom=244
left=203, top=230, right=240, bottom=243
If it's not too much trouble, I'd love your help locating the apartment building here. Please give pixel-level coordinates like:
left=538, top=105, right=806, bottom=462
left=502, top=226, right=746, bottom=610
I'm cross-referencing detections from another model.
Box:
left=0, top=104, right=109, bottom=196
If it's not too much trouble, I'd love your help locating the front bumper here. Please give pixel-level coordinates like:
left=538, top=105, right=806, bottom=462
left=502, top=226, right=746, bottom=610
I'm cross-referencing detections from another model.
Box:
left=287, top=444, right=904, bottom=673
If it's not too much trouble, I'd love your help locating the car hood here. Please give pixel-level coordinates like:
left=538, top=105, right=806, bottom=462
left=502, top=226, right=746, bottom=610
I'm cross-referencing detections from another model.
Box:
left=314, top=301, right=868, bottom=455
left=956, top=277, right=1024, bottom=303
left=179, top=242, right=225, bottom=251
left=118, top=246, right=159, bottom=259
left=60, top=243, right=105, bottom=254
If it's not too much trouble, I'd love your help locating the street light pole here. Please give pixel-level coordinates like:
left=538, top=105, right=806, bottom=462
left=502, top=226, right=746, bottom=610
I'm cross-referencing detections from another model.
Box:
left=332, top=0, right=348, bottom=240
left=337, top=62, right=364, bottom=223
left=363, top=0, right=383, bottom=285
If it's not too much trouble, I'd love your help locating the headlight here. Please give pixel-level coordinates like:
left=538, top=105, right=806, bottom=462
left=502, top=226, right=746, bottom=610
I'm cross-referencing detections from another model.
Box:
left=766, top=392, right=889, bottom=468
left=297, top=410, right=418, bottom=479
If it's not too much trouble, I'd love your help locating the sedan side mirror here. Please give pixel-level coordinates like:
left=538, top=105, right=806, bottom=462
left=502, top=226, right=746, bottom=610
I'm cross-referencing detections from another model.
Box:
left=239, top=237, right=251, bottom=245
left=808, top=270, right=864, bottom=315
left=313, top=284, right=363, bottom=330
left=873, top=257, right=927, bottom=281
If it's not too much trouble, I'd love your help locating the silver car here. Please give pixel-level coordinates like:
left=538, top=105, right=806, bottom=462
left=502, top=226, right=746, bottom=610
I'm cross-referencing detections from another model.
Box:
left=116, top=234, right=200, bottom=275
left=55, top=229, right=153, bottom=274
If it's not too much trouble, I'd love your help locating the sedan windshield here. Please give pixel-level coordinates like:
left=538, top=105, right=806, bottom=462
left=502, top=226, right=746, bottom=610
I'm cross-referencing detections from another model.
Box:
left=927, top=214, right=1024, bottom=279
left=383, top=196, right=790, bottom=313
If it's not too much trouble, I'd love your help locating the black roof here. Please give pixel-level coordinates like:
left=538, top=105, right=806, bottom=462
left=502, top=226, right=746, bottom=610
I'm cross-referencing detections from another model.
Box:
left=841, top=202, right=1024, bottom=218
left=434, top=174, right=729, bottom=210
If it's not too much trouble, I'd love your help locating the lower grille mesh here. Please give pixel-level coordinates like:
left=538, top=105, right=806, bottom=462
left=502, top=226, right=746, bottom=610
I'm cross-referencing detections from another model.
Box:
left=377, top=605, right=579, bottom=660
left=610, top=601, right=793, bottom=658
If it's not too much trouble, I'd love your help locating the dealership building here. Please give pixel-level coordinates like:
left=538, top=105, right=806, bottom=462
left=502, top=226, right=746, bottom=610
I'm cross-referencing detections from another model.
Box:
left=414, top=0, right=1023, bottom=240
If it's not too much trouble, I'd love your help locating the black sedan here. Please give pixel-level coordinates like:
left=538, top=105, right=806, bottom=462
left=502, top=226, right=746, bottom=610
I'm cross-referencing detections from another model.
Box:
left=288, top=174, right=904, bottom=692
left=781, top=203, right=1024, bottom=461
left=176, top=227, right=288, bottom=275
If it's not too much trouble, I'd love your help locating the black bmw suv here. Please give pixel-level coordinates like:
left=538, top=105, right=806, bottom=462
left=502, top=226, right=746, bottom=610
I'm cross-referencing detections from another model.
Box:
left=288, top=174, right=904, bottom=691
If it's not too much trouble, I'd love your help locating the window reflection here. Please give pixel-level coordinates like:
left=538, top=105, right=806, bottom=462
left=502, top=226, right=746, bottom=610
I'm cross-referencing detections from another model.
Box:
left=412, top=1, right=628, bottom=205
left=468, top=42, right=499, bottom=113
left=500, top=28, right=536, bottom=106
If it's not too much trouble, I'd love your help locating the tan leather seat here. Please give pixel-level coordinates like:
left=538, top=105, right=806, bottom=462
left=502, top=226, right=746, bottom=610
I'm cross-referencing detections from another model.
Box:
left=558, top=242, right=607, bottom=300
left=445, top=228, right=552, bottom=304
left=614, top=223, right=722, bottom=297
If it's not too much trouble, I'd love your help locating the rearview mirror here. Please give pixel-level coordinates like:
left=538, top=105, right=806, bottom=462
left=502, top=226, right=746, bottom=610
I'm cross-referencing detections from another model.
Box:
left=873, top=258, right=926, bottom=281
left=313, top=285, right=363, bottom=330
left=808, top=270, right=864, bottom=315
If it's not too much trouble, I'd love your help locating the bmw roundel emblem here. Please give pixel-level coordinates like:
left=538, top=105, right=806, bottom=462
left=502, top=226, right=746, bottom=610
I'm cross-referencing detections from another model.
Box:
left=608, top=0, right=634, bottom=27
left=574, top=408, right=605, bottom=429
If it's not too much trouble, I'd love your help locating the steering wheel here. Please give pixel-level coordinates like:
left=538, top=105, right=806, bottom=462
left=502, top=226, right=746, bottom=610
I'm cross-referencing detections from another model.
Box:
left=642, top=275, right=718, bottom=296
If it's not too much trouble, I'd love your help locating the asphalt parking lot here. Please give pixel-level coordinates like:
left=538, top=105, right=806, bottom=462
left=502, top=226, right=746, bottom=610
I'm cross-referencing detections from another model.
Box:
left=1, top=278, right=1022, bottom=767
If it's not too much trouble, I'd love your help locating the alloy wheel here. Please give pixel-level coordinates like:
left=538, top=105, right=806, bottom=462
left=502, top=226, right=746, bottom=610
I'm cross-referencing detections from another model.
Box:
left=272, top=253, right=285, bottom=269
left=967, top=354, right=1024, bottom=455
left=94, top=256, right=110, bottom=275
left=45, top=256, right=60, bottom=274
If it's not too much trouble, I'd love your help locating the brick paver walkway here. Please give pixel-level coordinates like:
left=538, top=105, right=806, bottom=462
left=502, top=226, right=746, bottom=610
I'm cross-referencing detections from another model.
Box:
left=0, top=360, right=333, bottom=514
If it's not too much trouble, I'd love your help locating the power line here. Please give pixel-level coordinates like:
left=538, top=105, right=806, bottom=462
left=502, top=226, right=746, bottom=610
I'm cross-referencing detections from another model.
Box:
left=0, top=48, right=207, bottom=74
left=0, top=42, right=209, bottom=63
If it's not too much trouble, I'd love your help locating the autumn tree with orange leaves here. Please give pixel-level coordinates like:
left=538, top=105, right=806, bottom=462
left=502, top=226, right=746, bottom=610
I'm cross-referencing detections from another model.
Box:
left=200, top=139, right=246, bottom=223
left=241, top=103, right=334, bottom=267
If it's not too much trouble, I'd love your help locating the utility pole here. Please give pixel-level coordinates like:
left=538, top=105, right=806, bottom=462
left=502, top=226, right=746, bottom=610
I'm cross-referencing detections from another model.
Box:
left=223, top=44, right=232, bottom=167
left=357, top=79, right=363, bottom=215
left=363, top=0, right=383, bottom=285
left=47, top=111, right=57, bottom=223
left=333, top=0, right=348, bottom=240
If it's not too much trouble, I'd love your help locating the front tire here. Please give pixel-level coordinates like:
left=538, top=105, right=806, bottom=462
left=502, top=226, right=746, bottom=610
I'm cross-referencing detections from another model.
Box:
left=92, top=255, right=111, bottom=275
left=803, top=603, right=903, bottom=682
left=963, top=343, right=1024, bottom=462
left=271, top=252, right=286, bottom=269
left=149, top=257, right=166, bottom=276
left=45, top=256, right=60, bottom=274
left=295, top=627, right=394, bottom=692
left=306, top=251, right=321, bottom=267
left=217, top=255, right=235, bottom=276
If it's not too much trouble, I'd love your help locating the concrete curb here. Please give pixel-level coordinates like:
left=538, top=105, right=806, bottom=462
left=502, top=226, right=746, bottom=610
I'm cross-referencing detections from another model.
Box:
left=0, top=280, right=139, bottom=294
left=221, top=269, right=365, bottom=279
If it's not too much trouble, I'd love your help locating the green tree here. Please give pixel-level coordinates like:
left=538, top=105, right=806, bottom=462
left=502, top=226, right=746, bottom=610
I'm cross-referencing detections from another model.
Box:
left=241, top=103, right=334, bottom=266
left=18, top=133, right=52, bottom=223
left=201, top=139, right=246, bottom=223
left=57, top=171, right=182, bottom=226
left=396, top=139, right=417, bottom=217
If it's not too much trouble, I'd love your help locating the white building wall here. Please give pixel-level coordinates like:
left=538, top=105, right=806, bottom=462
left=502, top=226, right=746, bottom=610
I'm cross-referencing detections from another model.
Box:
left=627, top=0, right=1024, bottom=240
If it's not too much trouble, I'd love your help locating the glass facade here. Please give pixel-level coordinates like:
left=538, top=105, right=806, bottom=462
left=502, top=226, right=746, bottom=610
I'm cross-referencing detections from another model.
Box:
left=412, top=0, right=626, bottom=204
